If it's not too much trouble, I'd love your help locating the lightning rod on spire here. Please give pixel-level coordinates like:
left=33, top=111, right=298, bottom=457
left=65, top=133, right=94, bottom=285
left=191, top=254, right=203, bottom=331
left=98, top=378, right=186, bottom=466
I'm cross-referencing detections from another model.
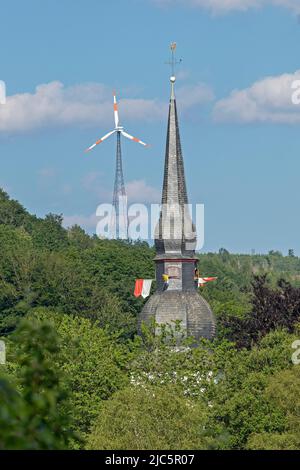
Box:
left=165, top=42, right=182, bottom=82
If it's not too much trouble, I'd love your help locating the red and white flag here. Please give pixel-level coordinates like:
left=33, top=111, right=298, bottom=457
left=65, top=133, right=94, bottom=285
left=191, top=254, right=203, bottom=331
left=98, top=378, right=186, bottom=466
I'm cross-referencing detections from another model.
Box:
left=198, top=277, right=217, bottom=287
left=134, top=279, right=153, bottom=298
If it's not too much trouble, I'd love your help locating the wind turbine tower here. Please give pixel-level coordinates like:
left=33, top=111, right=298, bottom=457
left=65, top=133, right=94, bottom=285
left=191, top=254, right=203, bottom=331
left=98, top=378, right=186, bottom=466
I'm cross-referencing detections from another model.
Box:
left=85, top=92, right=149, bottom=238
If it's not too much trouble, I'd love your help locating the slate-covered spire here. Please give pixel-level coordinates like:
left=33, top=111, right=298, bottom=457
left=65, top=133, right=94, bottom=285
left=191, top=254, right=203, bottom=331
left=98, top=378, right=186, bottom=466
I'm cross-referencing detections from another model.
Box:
left=139, top=44, right=216, bottom=341
left=155, top=72, right=196, bottom=258
left=162, top=77, right=188, bottom=207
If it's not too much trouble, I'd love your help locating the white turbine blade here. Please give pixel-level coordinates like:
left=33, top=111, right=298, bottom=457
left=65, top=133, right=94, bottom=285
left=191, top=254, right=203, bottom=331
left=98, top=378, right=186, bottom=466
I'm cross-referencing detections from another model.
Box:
left=113, top=91, right=119, bottom=128
left=85, top=130, right=115, bottom=153
left=121, top=130, right=148, bottom=147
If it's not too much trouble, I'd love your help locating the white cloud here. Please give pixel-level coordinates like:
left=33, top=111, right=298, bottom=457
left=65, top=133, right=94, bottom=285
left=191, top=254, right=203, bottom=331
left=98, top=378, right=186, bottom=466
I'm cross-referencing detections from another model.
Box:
left=0, top=80, right=214, bottom=134
left=65, top=179, right=161, bottom=232
left=177, top=83, right=215, bottom=109
left=82, top=172, right=160, bottom=203
left=152, top=0, right=300, bottom=13
left=0, top=81, right=159, bottom=133
left=126, top=180, right=161, bottom=203
left=213, top=71, right=300, bottom=123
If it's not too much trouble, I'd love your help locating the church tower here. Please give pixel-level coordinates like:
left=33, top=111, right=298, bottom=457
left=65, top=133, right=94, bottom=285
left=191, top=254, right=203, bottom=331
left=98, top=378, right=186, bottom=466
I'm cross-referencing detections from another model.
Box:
left=139, top=44, right=216, bottom=340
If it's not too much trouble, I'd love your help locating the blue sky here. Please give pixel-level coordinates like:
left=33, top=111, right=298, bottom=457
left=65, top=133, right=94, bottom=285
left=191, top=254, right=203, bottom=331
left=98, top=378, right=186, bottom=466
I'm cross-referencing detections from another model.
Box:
left=1, top=0, right=300, bottom=254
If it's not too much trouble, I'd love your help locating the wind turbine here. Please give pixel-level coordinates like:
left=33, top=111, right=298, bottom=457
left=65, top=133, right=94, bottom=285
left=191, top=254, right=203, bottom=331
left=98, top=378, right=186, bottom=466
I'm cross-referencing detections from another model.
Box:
left=85, top=92, right=149, bottom=238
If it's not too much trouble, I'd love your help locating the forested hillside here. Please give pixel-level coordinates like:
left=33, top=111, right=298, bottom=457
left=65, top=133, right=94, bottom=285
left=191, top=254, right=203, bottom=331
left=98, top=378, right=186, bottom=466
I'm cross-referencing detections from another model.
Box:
left=0, top=188, right=300, bottom=450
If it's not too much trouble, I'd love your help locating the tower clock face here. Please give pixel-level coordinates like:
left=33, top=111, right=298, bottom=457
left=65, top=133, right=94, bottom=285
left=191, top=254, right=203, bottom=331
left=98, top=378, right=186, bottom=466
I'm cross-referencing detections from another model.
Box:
left=167, top=264, right=181, bottom=279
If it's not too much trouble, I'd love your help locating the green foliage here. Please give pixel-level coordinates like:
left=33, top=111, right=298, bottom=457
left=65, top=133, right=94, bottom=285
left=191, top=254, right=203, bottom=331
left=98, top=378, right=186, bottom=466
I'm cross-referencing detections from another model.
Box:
left=2, top=188, right=300, bottom=339
left=0, top=189, right=34, bottom=228
left=0, top=225, right=34, bottom=334
left=220, top=276, right=300, bottom=348
left=67, top=224, right=94, bottom=250
left=211, top=329, right=299, bottom=449
left=86, top=384, right=219, bottom=450
left=2, top=189, right=300, bottom=450
left=0, top=191, right=155, bottom=337
left=25, top=309, right=131, bottom=441
left=0, top=319, right=71, bottom=449
left=31, top=213, right=69, bottom=251
left=80, top=238, right=154, bottom=316
left=246, top=366, right=300, bottom=449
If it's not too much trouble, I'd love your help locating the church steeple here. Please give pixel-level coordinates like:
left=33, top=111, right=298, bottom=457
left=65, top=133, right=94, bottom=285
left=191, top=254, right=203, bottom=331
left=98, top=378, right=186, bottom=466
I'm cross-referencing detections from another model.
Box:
left=161, top=76, right=188, bottom=208
left=156, top=45, right=196, bottom=259
left=162, top=42, right=187, bottom=208
left=139, top=44, right=216, bottom=341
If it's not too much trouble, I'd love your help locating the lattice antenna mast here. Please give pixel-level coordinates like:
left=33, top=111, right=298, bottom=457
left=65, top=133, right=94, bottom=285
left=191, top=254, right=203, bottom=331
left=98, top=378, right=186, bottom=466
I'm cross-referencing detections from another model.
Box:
left=112, top=130, right=128, bottom=239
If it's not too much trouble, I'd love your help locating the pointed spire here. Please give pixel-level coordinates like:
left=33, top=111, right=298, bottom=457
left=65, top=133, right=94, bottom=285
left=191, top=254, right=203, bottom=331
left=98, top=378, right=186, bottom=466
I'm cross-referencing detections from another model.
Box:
left=155, top=44, right=196, bottom=257
left=161, top=75, right=188, bottom=208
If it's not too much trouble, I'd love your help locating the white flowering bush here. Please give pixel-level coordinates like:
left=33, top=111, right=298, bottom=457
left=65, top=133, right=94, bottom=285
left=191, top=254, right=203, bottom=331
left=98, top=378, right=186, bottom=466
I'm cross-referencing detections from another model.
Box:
left=130, top=320, right=234, bottom=401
